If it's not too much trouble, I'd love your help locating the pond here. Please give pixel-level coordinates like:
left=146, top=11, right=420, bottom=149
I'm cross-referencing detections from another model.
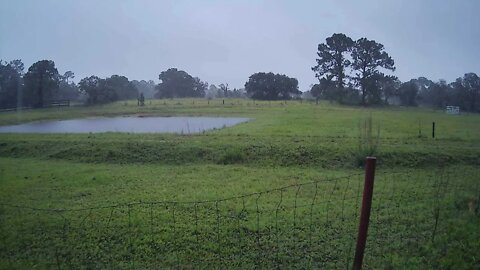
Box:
left=0, top=116, right=250, bottom=134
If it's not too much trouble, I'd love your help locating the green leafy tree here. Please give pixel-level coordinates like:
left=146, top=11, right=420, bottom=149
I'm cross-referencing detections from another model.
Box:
left=0, top=60, right=24, bottom=108
left=379, top=75, right=400, bottom=104
left=351, top=38, right=395, bottom=106
left=451, top=73, right=480, bottom=112
left=312, top=33, right=354, bottom=90
left=56, top=71, right=80, bottom=100
left=414, top=77, right=434, bottom=105
left=155, top=68, right=205, bottom=98
left=398, top=80, right=418, bottom=106
left=23, top=60, right=60, bottom=107
left=245, top=72, right=300, bottom=100
left=219, top=83, right=229, bottom=98
left=79, top=76, right=117, bottom=104
left=193, top=77, right=208, bottom=97
left=427, top=80, right=450, bottom=108
left=105, top=75, right=138, bottom=100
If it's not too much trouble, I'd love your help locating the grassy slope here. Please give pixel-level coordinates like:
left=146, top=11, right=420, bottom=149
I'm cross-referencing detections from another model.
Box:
left=0, top=99, right=479, bottom=168
left=0, top=99, right=479, bottom=269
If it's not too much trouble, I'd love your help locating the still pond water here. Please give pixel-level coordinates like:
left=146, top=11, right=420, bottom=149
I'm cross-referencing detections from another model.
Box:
left=0, top=116, right=249, bottom=134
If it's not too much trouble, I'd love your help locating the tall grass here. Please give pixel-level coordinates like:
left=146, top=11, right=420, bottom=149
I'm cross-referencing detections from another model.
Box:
left=356, top=115, right=380, bottom=166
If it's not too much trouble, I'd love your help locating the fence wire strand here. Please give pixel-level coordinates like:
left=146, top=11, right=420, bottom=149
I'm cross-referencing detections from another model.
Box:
left=0, top=169, right=478, bottom=269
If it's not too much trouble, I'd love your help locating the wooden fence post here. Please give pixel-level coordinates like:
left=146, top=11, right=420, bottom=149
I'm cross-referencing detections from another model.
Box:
left=352, top=157, right=377, bottom=270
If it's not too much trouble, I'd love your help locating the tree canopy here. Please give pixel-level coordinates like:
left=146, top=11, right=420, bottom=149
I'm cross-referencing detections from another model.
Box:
left=78, top=75, right=138, bottom=105
left=0, top=60, right=24, bottom=108
left=351, top=38, right=395, bottom=105
left=312, top=33, right=354, bottom=90
left=155, top=68, right=206, bottom=98
left=312, top=34, right=396, bottom=106
left=245, top=72, right=300, bottom=100
left=23, top=60, right=60, bottom=108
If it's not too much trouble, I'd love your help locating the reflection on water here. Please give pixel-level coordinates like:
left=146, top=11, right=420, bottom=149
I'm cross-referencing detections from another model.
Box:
left=0, top=116, right=249, bottom=134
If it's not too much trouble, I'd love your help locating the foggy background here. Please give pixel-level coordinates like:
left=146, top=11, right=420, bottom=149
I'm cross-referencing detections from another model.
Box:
left=1, top=0, right=479, bottom=90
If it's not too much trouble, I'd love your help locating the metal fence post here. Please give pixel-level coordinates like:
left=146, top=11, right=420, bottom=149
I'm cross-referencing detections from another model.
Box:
left=352, top=157, right=377, bottom=270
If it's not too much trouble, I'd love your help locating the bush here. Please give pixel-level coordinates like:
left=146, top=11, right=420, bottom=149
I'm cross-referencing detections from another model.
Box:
left=218, top=147, right=245, bottom=164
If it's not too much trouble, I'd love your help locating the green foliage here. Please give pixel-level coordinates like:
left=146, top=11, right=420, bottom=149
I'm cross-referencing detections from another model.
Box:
left=23, top=60, right=60, bottom=108
left=245, top=72, right=300, bottom=100
left=351, top=37, right=395, bottom=106
left=312, top=33, right=354, bottom=89
left=155, top=68, right=206, bottom=98
left=0, top=60, right=23, bottom=108
left=78, top=75, right=138, bottom=105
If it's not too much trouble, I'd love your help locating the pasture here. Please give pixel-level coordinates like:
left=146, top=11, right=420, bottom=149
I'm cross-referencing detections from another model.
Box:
left=0, top=99, right=479, bottom=269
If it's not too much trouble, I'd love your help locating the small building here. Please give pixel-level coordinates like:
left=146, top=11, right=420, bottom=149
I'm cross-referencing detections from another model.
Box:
left=446, top=105, right=460, bottom=115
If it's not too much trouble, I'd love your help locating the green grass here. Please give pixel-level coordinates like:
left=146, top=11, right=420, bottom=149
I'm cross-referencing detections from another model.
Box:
left=0, top=99, right=479, bottom=269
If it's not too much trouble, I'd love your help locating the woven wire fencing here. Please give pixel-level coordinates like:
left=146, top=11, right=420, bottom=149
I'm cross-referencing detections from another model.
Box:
left=0, top=167, right=478, bottom=269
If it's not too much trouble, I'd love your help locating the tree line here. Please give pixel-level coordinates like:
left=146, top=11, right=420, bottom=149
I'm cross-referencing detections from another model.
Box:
left=0, top=60, right=80, bottom=108
left=1, top=35, right=478, bottom=112
left=0, top=59, right=300, bottom=108
left=309, top=33, right=480, bottom=112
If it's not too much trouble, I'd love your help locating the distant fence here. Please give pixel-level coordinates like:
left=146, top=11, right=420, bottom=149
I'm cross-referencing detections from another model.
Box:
left=0, top=100, right=70, bottom=112
left=48, top=99, right=70, bottom=107
left=0, top=165, right=478, bottom=269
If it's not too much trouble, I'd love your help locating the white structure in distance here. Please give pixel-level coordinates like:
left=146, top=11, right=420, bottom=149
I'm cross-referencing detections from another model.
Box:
left=446, top=106, right=460, bottom=115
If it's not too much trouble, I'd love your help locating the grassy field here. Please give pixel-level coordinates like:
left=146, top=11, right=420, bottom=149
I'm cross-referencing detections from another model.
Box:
left=0, top=99, right=479, bottom=269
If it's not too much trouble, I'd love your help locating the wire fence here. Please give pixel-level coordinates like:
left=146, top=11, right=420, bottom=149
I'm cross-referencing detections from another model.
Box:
left=0, top=167, right=479, bottom=269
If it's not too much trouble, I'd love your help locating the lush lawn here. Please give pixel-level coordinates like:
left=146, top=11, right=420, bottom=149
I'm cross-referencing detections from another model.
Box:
left=0, top=99, right=479, bottom=269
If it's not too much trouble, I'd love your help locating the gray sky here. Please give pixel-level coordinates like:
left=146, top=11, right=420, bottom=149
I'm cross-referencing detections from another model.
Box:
left=1, top=0, right=479, bottom=91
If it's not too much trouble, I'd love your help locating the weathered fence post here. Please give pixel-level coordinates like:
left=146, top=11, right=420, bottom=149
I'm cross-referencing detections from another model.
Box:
left=352, top=157, right=377, bottom=270
left=432, top=122, right=435, bottom=138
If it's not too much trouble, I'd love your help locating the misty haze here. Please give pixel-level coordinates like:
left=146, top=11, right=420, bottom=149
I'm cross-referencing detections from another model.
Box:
left=0, top=1, right=479, bottom=269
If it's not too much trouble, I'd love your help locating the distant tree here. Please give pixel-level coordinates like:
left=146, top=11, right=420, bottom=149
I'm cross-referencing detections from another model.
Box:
left=301, top=90, right=314, bottom=100
left=155, top=68, right=205, bottom=98
left=8, top=59, right=24, bottom=75
left=193, top=77, right=208, bottom=98
left=310, top=83, right=322, bottom=99
left=379, top=75, right=400, bottom=104
left=219, top=83, right=229, bottom=97
left=310, top=78, right=335, bottom=101
left=0, top=59, right=24, bottom=108
left=23, top=60, right=60, bottom=108
left=426, top=80, right=450, bottom=108
left=413, top=77, right=434, bottom=105
left=229, top=88, right=247, bottom=98
left=206, top=84, right=219, bottom=99
left=56, top=71, right=80, bottom=100
left=351, top=38, right=395, bottom=106
left=363, top=74, right=384, bottom=105
left=62, top=71, right=75, bottom=83
left=361, top=73, right=399, bottom=105
left=245, top=72, right=300, bottom=100
left=79, top=76, right=116, bottom=104
left=450, top=73, right=480, bottom=112
left=312, top=33, right=354, bottom=89
left=131, top=80, right=156, bottom=98
left=105, top=75, right=138, bottom=100
left=398, top=80, right=418, bottom=106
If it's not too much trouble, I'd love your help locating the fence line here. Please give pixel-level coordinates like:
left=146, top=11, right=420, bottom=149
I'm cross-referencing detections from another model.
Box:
left=0, top=168, right=478, bottom=269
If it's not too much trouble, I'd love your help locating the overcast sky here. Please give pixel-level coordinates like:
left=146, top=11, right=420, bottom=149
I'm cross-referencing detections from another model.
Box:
left=1, top=0, right=479, bottom=90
